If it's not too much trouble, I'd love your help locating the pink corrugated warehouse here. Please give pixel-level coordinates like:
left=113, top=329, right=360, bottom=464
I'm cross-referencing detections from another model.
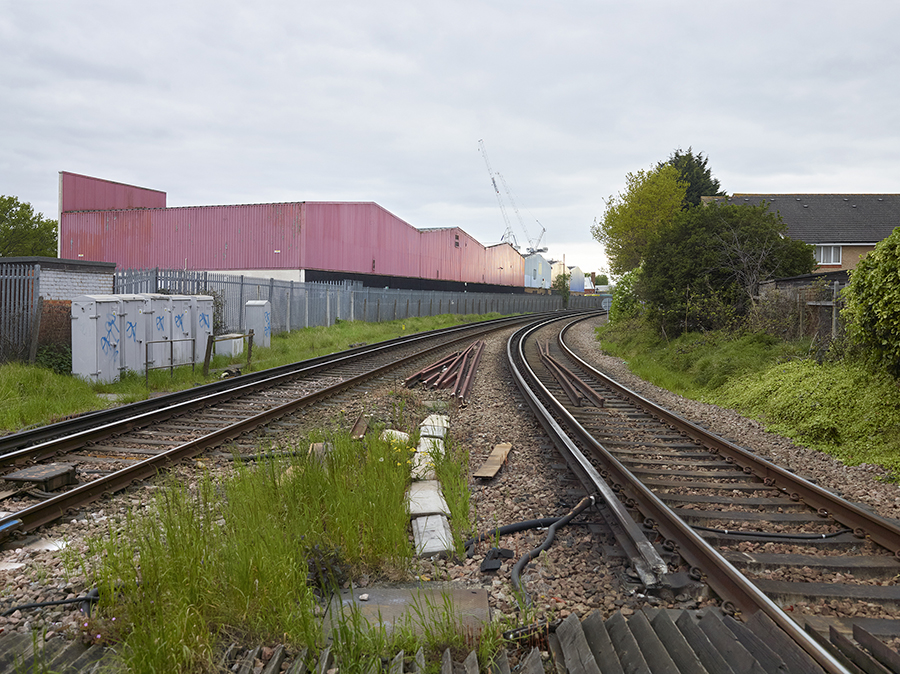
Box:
left=59, top=172, right=524, bottom=291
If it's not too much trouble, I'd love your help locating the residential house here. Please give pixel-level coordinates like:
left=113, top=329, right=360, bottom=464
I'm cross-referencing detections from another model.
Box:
left=708, top=194, right=900, bottom=271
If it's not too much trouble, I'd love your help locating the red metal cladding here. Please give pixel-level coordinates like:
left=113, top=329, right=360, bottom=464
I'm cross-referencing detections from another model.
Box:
left=61, top=203, right=303, bottom=270
left=60, top=172, right=166, bottom=212
left=59, top=182, right=524, bottom=286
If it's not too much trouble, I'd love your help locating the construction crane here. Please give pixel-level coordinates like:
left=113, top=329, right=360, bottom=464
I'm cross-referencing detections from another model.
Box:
left=495, top=172, right=548, bottom=255
left=477, top=140, right=548, bottom=254
left=478, top=139, right=518, bottom=249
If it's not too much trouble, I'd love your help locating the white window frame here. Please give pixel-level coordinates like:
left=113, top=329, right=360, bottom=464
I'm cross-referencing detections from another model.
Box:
left=815, top=245, right=842, bottom=265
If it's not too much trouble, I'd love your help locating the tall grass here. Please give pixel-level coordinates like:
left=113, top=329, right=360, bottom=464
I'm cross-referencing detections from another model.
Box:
left=86, top=432, right=415, bottom=672
left=595, top=318, right=900, bottom=475
left=0, top=361, right=101, bottom=431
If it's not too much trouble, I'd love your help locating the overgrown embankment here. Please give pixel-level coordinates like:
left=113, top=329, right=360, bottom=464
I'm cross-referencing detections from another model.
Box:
left=596, top=319, right=900, bottom=475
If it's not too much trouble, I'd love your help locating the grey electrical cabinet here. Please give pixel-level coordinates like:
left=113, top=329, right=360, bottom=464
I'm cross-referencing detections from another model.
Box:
left=245, top=300, right=272, bottom=348
left=71, top=295, right=124, bottom=383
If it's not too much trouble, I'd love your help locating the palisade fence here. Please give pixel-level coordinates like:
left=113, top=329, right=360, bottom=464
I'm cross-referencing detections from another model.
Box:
left=0, top=262, right=40, bottom=363
left=115, top=268, right=610, bottom=336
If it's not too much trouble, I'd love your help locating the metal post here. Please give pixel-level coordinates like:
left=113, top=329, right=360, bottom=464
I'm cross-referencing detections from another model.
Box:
left=247, top=329, right=254, bottom=369
left=203, top=335, right=214, bottom=377
left=239, top=275, right=245, bottom=331
left=288, top=280, right=293, bottom=332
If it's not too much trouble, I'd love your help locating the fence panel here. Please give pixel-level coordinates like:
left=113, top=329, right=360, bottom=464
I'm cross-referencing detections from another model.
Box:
left=115, top=269, right=597, bottom=339
left=0, top=263, right=40, bottom=362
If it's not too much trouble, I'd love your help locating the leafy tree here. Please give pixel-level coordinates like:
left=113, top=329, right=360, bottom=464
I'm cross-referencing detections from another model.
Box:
left=641, top=202, right=815, bottom=336
left=591, top=164, right=686, bottom=275
left=660, top=147, right=724, bottom=208
left=594, top=272, right=609, bottom=286
left=552, top=271, right=571, bottom=309
left=842, top=228, right=900, bottom=376
left=608, top=268, right=643, bottom=323
left=0, top=196, right=57, bottom=257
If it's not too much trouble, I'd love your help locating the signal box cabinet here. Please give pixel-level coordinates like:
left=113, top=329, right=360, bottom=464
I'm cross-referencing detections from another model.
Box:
left=116, top=294, right=147, bottom=375
left=142, top=294, right=173, bottom=369
left=71, top=295, right=124, bottom=383
left=191, top=296, right=214, bottom=361
left=169, top=295, right=194, bottom=365
left=245, top=300, right=272, bottom=348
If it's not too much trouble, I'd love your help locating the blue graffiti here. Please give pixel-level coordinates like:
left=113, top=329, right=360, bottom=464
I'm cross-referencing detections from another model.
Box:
left=174, top=313, right=184, bottom=331
left=199, top=313, right=211, bottom=330
left=125, top=321, right=138, bottom=342
left=265, top=311, right=271, bottom=338
left=101, top=313, right=120, bottom=359
left=156, top=315, right=165, bottom=332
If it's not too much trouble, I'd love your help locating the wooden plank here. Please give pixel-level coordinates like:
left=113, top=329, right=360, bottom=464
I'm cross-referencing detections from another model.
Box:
left=744, top=610, right=823, bottom=674
left=626, top=610, right=680, bottom=674
left=830, top=626, right=892, bottom=674
left=473, top=443, right=512, bottom=479
left=350, top=413, right=370, bottom=439
left=555, top=612, right=602, bottom=674
left=582, top=609, right=624, bottom=674
left=674, top=611, right=737, bottom=674
left=520, top=648, right=544, bottom=674
left=648, top=609, right=710, bottom=674
left=853, top=623, right=900, bottom=673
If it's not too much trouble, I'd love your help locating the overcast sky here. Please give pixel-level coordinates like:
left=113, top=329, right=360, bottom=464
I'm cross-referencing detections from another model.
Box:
left=3, top=1, right=899, bottom=275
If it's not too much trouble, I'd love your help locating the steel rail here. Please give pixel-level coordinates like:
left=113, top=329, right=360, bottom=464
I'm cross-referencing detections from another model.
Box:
left=554, top=316, right=853, bottom=674
left=0, top=312, right=554, bottom=457
left=507, top=314, right=669, bottom=588
left=1, top=314, right=559, bottom=471
left=0, top=313, right=553, bottom=541
left=557, top=318, right=900, bottom=558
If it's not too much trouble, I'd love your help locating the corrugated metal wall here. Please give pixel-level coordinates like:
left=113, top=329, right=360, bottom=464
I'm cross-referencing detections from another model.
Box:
left=59, top=172, right=166, bottom=212
left=61, top=193, right=525, bottom=288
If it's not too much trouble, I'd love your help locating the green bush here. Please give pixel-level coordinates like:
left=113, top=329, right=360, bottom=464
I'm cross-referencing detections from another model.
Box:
left=842, top=228, right=900, bottom=376
left=608, top=268, right=643, bottom=323
left=35, top=343, right=72, bottom=375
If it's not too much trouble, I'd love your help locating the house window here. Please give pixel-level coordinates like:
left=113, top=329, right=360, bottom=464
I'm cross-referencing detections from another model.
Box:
left=815, top=245, right=842, bottom=265
left=532, top=268, right=537, bottom=280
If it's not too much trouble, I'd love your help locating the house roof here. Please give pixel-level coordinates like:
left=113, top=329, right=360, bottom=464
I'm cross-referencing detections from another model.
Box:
left=716, top=194, right=900, bottom=244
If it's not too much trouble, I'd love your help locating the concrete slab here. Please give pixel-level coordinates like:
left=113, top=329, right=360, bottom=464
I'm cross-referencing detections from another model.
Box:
left=419, top=425, right=448, bottom=440
left=412, top=515, right=454, bottom=557
left=416, top=436, right=444, bottom=457
left=0, top=561, right=26, bottom=571
left=422, top=415, right=450, bottom=429
left=410, top=453, right=436, bottom=481
left=407, top=481, right=449, bottom=517
left=328, top=584, right=489, bottom=637
left=381, top=429, right=411, bottom=446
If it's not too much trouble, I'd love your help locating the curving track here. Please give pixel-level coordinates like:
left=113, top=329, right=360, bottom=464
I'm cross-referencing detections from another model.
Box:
left=0, top=312, right=562, bottom=542
left=510, top=313, right=900, bottom=674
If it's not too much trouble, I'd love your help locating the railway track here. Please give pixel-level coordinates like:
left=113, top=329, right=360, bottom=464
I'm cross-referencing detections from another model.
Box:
left=510, top=313, right=900, bottom=673
left=0, top=312, right=563, bottom=543
left=5, top=310, right=900, bottom=673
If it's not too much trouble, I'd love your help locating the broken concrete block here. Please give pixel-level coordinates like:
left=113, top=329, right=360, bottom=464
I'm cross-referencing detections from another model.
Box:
left=381, top=429, right=411, bottom=447
left=412, top=515, right=454, bottom=557
left=407, top=480, right=449, bottom=517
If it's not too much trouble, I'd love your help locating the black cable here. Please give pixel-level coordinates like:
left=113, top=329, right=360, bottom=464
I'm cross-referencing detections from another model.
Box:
left=1, top=588, right=99, bottom=617
left=691, top=525, right=853, bottom=540
left=509, top=495, right=596, bottom=608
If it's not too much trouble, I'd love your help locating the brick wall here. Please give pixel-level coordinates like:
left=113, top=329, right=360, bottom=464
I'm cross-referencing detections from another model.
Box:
left=42, top=268, right=114, bottom=300
left=37, top=299, right=72, bottom=348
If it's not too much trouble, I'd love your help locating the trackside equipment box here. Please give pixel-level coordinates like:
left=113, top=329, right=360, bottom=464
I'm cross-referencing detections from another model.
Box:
left=245, top=300, right=272, bottom=348
left=71, top=295, right=124, bottom=383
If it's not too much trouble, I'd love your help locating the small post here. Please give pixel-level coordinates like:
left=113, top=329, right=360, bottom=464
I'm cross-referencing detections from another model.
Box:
left=247, top=329, right=254, bottom=369
left=203, top=334, right=215, bottom=377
